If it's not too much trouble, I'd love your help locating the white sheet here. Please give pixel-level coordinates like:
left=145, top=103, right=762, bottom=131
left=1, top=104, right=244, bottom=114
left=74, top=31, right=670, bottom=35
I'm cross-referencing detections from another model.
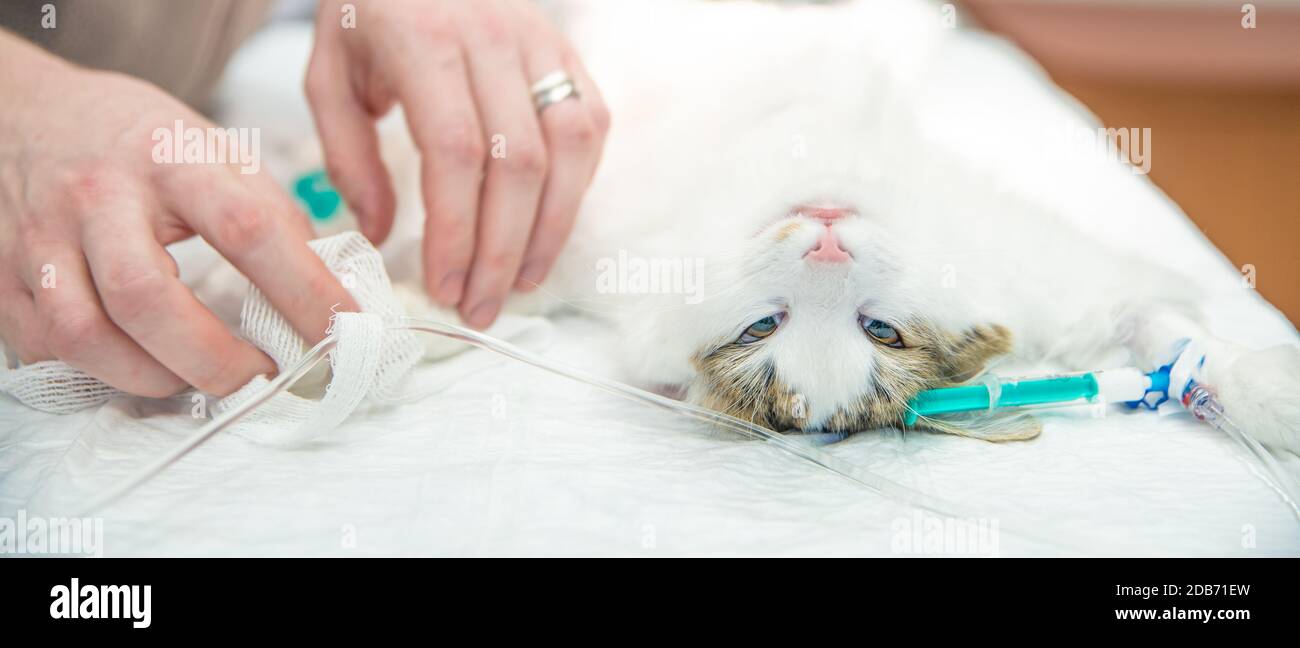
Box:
left=2, top=9, right=1297, bottom=557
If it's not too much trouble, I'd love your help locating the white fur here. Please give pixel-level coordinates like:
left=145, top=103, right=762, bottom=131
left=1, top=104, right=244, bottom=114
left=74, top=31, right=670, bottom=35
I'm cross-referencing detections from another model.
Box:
left=376, top=0, right=1300, bottom=450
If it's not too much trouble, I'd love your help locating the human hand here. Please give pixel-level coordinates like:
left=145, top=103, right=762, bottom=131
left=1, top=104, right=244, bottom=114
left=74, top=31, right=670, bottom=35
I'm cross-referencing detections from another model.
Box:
left=0, top=34, right=357, bottom=397
left=307, top=0, right=610, bottom=328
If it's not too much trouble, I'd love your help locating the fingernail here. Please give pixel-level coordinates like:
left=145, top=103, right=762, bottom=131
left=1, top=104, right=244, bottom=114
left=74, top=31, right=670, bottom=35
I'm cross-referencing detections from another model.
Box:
left=465, top=299, right=500, bottom=330
left=515, top=261, right=546, bottom=292
left=435, top=271, right=465, bottom=306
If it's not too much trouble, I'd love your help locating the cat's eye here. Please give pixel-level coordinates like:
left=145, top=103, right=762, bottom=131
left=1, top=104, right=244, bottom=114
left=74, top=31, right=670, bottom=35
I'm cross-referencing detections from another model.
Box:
left=861, top=317, right=904, bottom=348
left=739, top=313, right=785, bottom=344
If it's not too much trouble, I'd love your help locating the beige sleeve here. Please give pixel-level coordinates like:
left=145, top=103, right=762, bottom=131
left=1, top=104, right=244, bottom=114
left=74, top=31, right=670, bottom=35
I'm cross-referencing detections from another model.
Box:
left=0, top=0, right=274, bottom=112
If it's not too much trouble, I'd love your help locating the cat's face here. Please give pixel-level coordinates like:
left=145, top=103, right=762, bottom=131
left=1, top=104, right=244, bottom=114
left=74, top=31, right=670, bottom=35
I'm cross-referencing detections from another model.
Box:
left=656, top=205, right=1011, bottom=433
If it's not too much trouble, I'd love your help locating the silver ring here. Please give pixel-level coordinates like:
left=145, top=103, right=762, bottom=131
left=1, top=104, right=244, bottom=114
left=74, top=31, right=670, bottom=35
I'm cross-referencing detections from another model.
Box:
left=531, top=70, right=580, bottom=113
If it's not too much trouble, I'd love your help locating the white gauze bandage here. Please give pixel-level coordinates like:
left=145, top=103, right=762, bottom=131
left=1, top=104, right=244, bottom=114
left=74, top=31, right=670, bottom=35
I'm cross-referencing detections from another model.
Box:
left=0, top=232, right=423, bottom=444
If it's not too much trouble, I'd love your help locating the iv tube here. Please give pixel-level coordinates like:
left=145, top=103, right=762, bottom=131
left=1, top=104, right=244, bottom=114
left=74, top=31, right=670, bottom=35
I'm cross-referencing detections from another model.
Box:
left=79, top=317, right=1299, bottom=547
left=81, top=317, right=977, bottom=521
left=77, top=336, right=338, bottom=517
left=1184, top=384, right=1300, bottom=517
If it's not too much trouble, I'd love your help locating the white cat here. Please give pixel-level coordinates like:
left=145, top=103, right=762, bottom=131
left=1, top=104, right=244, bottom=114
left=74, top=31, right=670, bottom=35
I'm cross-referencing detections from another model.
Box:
left=375, top=0, right=1300, bottom=450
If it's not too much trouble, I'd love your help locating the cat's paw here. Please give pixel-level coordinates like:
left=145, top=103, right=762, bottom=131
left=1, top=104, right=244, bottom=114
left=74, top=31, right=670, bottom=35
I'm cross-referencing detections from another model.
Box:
left=1209, top=344, right=1300, bottom=454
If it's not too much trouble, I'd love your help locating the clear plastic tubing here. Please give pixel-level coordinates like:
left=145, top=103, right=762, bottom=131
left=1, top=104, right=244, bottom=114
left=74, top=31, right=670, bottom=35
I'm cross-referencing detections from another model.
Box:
left=81, top=317, right=1298, bottom=549
left=82, top=317, right=983, bottom=523
left=1184, top=384, right=1300, bottom=518
left=78, top=336, right=339, bottom=517
left=401, top=319, right=1095, bottom=548
left=397, top=318, right=978, bottom=518
left=906, top=370, right=1300, bottom=521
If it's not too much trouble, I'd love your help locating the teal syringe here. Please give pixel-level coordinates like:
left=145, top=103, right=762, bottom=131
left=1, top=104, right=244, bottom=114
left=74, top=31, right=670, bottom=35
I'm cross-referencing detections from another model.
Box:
left=901, top=342, right=1300, bottom=516
left=903, top=366, right=1170, bottom=426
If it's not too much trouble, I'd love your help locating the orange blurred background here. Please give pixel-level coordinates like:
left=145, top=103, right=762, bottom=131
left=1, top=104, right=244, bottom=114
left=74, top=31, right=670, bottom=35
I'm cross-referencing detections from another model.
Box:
left=963, top=0, right=1300, bottom=325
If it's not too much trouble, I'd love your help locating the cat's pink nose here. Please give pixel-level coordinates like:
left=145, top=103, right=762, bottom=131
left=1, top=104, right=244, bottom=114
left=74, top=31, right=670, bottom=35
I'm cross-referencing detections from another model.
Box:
left=805, top=227, right=852, bottom=263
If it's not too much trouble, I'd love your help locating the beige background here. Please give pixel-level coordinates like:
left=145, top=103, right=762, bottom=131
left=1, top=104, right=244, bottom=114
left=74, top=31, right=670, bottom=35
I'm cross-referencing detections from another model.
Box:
left=964, top=0, right=1300, bottom=325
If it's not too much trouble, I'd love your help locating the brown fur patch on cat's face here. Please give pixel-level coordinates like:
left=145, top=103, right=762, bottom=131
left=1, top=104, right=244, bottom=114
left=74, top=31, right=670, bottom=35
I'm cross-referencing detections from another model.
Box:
left=691, top=322, right=1012, bottom=433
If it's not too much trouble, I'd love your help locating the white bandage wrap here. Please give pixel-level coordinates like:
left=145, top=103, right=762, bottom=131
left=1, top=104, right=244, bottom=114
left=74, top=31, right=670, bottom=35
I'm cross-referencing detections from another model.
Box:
left=0, top=233, right=423, bottom=443
left=0, top=360, right=121, bottom=415
left=217, top=310, right=392, bottom=445
left=235, top=232, right=422, bottom=404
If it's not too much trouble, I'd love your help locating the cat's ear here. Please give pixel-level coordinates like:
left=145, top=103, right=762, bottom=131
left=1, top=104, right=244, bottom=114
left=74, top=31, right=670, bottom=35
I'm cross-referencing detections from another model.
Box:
left=914, top=410, right=1042, bottom=442
left=938, top=324, right=1013, bottom=384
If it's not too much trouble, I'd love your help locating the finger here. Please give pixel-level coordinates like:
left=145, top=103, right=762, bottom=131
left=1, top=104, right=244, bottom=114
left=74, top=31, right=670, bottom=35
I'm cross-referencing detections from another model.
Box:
left=457, top=39, right=548, bottom=328
left=565, top=53, right=612, bottom=179
left=0, top=274, right=49, bottom=364
left=244, top=163, right=320, bottom=243
left=81, top=191, right=277, bottom=397
left=21, top=244, right=186, bottom=397
left=515, top=49, right=604, bottom=291
left=394, top=41, right=483, bottom=308
left=160, top=163, right=318, bottom=247
left=160, top=165, right=359, bottom=345
left=514, top=0, right=612, bottom=155
left=305, top=39, right=396, bottom=244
